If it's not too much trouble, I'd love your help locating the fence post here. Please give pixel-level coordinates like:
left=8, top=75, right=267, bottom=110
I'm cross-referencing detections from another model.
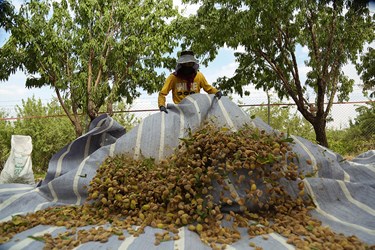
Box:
left=267, top=92, right=271, bottom=125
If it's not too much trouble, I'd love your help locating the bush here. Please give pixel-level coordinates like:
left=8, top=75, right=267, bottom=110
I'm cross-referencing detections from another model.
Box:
left=245, top=102, right=374, bottom=158
left=0, top=97, right=141, bottom=175
left=0, top=97, right=76, bottom=174
left=0, top=109, right=13, bottom=169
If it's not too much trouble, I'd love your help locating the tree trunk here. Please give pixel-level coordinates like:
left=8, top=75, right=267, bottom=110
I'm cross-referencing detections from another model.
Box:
left=55, top=86, right=83, bottom=137
left=312, top=119, right=329, bottom=148
left=107, top=101, right=113, bottom=116
left=71, top=99, right=83, bottom=137
left=87, top=99, right=97, bottom=121
left=73, top=120, right=83, bottom=137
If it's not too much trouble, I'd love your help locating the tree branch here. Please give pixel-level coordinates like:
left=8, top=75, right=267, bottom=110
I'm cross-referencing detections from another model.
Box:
left=322, top=1, right=337, bottom=85
left=306, top=5, right=321, bottom=85
left=54, top=86, right=76, bottom=125
left=257, top=46, right=315, bottom=121
left=324, top=43, right=343, bottom=118
left=87, top=47, right=93, bottom=95
left=280, top=26, right=309, bottom=107
left=94, top=5, right=115, bottom=89
left=257, top=49, right=295, bottom=99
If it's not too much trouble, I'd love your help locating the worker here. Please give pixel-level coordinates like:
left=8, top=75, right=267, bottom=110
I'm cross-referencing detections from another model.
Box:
left=158, top=50, right=222, bottom=113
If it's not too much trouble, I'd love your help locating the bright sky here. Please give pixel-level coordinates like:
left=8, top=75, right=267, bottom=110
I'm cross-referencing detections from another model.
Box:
left=0, top=0, right=373, bottom=129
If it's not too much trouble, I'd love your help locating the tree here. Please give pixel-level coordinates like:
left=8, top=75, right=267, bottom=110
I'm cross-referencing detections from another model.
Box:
left=178, top=0, right=374, bottom=147
left=108, top=103, right=141, bottom=132
left=349, top=101, right=375, bottom=139
left=0, top=108, right=13, bottom=169
left=0, top=0, right=14, bottom=31
left=0, top=97, right=141, bottom=175
left=357, top=47, right=375, bottom=98
left=333, top=101, right=375, bottom=156
left=12, top=97, right=76, bottom=173
left=246, top=104, right=315, bottom=142
left=0, top=0, right=179, bottom=136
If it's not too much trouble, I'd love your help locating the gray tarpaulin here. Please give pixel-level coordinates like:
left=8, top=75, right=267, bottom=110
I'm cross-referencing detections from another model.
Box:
left=0, top=93, right=374, bottom=249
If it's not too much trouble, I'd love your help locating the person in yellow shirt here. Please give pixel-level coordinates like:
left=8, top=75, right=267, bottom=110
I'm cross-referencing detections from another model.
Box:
left=158, top=50, right=222, bottom=113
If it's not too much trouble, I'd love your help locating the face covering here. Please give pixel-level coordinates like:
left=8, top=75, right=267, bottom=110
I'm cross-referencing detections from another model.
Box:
left=177, top=66, right=196, bottom=76
left=175, top=65, right=197, bottom=92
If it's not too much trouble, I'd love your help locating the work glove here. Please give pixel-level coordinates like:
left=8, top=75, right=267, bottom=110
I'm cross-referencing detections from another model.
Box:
left=159, top=106, right=168, bottom=113
left=215, top=91, right=223, bottom=99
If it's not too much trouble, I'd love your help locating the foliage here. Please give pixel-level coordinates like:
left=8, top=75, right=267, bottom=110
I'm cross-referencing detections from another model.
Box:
left=356, top=47, right=375, bottom=98
left=0, top=97, right=76, bottom=174
left=0, top=108, right=12, bottom=168
left=325, top=127, right=374, bottom=158
left=324, top=129, right=351, bottom=156
left=0, top=97, right=142, bottom=175
left=1, top=97, right=373, bottom=176
left=0, top=0, right=14, bottom=31
left=343, top=101, right=375, bottom=155
left=246, top=101, right=374, bottom=157
left=178, top=0, right=374, bottom=147
left=110, top=106, right=141, bottom=133
left=349, top=101, right=375, bottom=138
left=10, top=97, right=76, bottom=174
left=0, top=0, right=180, bottom=136
left=245, top=104, right=315, bottom=142
left=98, top=101, right=141, bottom=132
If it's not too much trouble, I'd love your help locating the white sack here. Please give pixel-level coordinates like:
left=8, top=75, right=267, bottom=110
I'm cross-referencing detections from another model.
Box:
left=0, top=135, right=35, bottom=185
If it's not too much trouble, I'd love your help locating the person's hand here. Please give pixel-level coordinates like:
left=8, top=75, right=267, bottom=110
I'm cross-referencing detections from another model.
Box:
left=215, top=91, right=222, bottom=99
left=160, top=106, right=168, bottom=113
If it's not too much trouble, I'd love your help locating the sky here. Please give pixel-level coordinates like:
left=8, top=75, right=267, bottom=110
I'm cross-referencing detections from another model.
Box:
left=0, top=0, right=374, bottom=129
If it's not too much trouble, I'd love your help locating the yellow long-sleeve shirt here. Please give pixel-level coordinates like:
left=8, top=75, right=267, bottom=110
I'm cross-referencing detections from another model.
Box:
left=158, top=72, right=218, bottom=107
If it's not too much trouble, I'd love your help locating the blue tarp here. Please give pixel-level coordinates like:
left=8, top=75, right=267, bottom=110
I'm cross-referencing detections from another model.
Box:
left=0, top=94, right=374, bottom=249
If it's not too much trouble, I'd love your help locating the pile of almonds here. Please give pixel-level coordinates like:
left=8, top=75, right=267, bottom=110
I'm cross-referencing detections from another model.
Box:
left=0, top=123, right=372, bottom=249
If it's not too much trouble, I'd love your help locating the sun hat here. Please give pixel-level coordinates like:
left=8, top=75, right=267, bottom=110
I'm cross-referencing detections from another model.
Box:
left=177, top=50, right=199, bottom=64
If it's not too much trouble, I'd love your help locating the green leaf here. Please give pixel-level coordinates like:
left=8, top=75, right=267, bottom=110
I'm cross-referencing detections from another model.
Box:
left=11, top=215, right=25, bottom=226
left=2, top=0, right=180, bottom=136
left=306, top=224, right=314, bottom=231
left=280, top=137, right=294, bottom=143
left=178, top=0, right=374, bottom=147
left=27, top=236, right=45, bottom=242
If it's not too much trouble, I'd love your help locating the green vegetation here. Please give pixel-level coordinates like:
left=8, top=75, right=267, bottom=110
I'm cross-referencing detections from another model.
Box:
left=357, top=47, right=375, bottom=98
left=0, top=0, right=179, bottom=136
left=1, top=97, right=373, bottom=178
left=2, top=123, right=369, bottom=249
left=0, top=97, right=75, bottom=174
left=178, top=0, right=374, bottom=147
left=0, top=0, right=13, bottom=31
left=0, top=97, right=139, bottom=175
left=343, top=101, right=375, bottom=156
left=1, top=0, right=373, bottom=175
left=246, top=101, right=375, bottom=158
left=246, top=104, right=315, bottom=142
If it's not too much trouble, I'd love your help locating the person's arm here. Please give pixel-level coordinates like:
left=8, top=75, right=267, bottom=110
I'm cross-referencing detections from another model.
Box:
left=158, top=75, right=174, bottom=108
left=197, top=72, right=218, bottom=94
